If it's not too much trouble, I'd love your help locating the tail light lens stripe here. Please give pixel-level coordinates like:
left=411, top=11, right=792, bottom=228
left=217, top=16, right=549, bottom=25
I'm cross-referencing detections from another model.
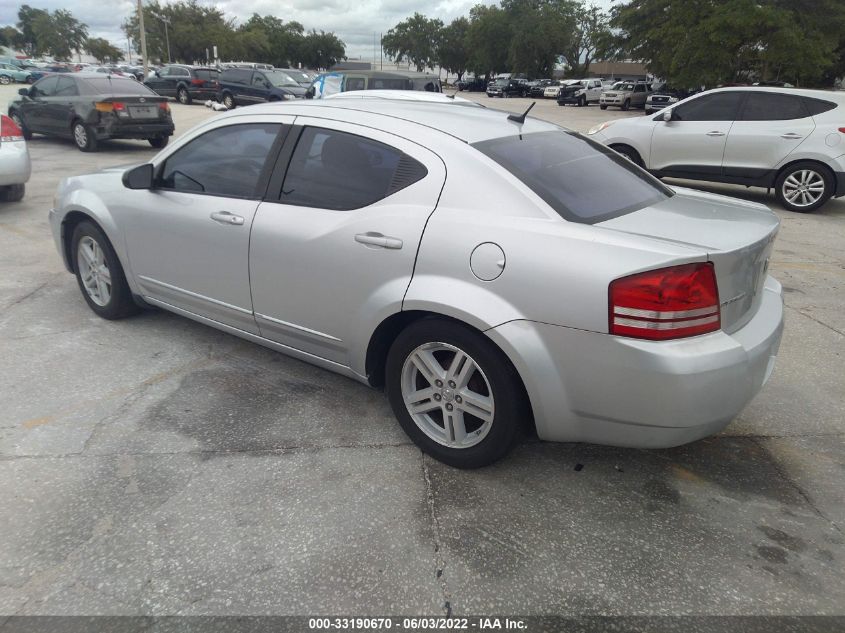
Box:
left=613, top=314, right=719, bottom=330
left=613, top=305, right=719, bottom=320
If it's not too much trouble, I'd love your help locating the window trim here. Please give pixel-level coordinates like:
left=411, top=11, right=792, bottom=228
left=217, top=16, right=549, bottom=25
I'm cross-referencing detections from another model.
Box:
left=153, top=122, right=289, bottom=200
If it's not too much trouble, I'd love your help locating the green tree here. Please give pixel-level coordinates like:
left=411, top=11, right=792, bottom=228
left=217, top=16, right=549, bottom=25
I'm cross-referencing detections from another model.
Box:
left=17, top=5, right=49, bottom=55
left=560, top=4, right=611, bottom=76
left=87, top=37, right=124, bottom=63
left=237, top=14, right=304, bottom=67
left=297, top=30, right=346, bottom=69
left=24, top=8, right=88, bottom=60
left=382, top=13, right=443, bottom=71
left=438, top=17, right=470, bottom=80
left=465, top=4, right=510, bottom=77
left=0, top=26, right=25, bottom=51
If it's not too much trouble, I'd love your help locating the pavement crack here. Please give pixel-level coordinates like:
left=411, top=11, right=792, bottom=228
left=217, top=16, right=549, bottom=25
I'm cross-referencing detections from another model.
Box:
left=785, top=304, right=845, bottom=337
left=0, top=282, right=48, bottom=314
left=422, top=453, right=451, bottom=616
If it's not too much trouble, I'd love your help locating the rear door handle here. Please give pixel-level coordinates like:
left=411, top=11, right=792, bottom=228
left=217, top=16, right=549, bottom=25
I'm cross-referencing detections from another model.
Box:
left=210, top=211, right=244, bottom=226
left=705, top=131, right=725, bottom=137
left=781, top=133, right=804, bottom=140
left=354, top=232, right=403, bottom=249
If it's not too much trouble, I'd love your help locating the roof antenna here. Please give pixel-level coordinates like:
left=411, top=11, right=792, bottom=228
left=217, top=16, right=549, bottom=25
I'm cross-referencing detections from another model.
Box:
left=508, top=102, right=535, bottom=124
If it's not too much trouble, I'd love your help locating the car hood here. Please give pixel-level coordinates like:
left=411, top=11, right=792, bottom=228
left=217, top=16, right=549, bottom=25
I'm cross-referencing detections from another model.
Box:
left=599, top=186, right=780, bottom=332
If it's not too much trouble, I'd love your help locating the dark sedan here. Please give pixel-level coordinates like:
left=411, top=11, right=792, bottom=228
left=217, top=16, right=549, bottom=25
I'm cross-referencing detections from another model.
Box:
left=528, top=79, right=554, bottom=98
left=8, top=74, right=174, bottom=152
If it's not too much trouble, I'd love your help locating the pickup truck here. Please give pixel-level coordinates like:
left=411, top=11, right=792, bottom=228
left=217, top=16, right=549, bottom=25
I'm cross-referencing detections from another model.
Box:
left=557, top=78, right=604, bottom=106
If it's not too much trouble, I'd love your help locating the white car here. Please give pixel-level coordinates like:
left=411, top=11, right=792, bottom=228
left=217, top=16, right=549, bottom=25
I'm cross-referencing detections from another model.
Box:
left=588, top=87, right=845, bottom=213
left=556, top=78, right=604, bottom=106
left=543, top=80, right=575, bottom=99
left=0, top=114, right=30, bottom=202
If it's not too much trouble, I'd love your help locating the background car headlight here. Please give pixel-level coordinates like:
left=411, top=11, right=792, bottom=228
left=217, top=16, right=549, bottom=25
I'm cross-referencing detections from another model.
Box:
left=587, top=121, right=615, bottom=136
left=282, top=93, right=295, bottom=100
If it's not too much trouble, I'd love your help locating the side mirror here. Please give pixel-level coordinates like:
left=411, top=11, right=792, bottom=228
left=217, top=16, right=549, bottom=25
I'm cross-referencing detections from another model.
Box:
left=154, top=70, right=160, bottom=77
left=18, top=87, right=29, bottom=96
left=122, top=164, right=154, bottom=190
left=661, top=109, right=673, bottom=122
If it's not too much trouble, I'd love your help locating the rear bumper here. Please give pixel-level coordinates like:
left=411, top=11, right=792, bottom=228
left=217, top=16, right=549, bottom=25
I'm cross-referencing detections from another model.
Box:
left=95, top=121, right=174, bottom=140
left=0, top=141, right=31, bottom=186
left=486, top=275, right=784, bottom=448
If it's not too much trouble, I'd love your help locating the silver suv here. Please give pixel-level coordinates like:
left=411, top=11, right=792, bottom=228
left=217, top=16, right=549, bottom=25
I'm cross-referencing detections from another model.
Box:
left=600, top=81, right=651, bottom=111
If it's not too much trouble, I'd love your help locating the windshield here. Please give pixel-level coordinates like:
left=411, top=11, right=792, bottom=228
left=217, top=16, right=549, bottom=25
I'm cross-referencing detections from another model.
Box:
left=472, top=131, right=672, bottom=224
left=264, top=71, right=300, bottom=87
left=284, top=69, right=312, bottom=84
left=494, top=79, right=508, bottom=86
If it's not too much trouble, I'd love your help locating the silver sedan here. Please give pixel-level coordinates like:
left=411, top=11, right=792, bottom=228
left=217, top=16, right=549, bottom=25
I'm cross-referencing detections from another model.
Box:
left=0, top=113, right=30, bottom=201
left=49, top=97, right=784, bottom=468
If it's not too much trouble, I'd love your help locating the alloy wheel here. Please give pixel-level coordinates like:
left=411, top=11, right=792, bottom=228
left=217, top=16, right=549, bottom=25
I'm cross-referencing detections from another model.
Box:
left=0, top=75, right=10, bottom=85
left=76, top=236, right=111, bottom=306
left=400, top=342, right=495, bottom=449
left=178, top=88, right=189, bottom=104
left=782, top=169, right=825, bottom=208
left=73, top=123, right=87, bottom=149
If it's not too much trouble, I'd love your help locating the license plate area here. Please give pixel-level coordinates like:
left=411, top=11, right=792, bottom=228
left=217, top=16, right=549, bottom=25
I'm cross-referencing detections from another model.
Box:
left=129, top=105, right=158, bottom=119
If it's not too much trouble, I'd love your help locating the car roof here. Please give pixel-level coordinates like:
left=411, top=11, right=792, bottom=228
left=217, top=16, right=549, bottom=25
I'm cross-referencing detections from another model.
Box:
left=229, top=96, right=561, bottom=144
left=704, top=86, right=845, bottom=102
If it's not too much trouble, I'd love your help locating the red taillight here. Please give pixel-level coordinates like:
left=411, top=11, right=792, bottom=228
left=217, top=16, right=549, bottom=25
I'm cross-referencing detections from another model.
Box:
left=839, top=127, right=845, bottom=133
left=158, top=101, right=169, bottom=111
left=609, top=262, right=721, bottom=340
left=113, top=102, right=126, bottom=111
left=191, top=78, right=204, bottom=86
left=0, top=114, right=24, bottom=142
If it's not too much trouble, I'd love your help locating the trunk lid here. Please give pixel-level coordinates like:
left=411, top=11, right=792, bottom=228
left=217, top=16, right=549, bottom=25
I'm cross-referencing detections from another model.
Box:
left=599, top=187, right=779, bottom=333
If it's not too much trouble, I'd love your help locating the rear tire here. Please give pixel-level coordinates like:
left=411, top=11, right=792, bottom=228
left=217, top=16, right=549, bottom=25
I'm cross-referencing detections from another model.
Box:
left=177, top=87, right=191, bottom=105
left=71, top=221, right=140, bottom=320
left=0, top=184, right=25, bottom=202
left=775, top=162, right=834, bottom=213
left=72, top=120, right=98, bottom=152
left=600, top=104, right=607, bottom=110
left=148, top=136, right=169, bottom=149
left=0, top=75, right=10, bottom=85
left=385, top=318, right=526, bottom=469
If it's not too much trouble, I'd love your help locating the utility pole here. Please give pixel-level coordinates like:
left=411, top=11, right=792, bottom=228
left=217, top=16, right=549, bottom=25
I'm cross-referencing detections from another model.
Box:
left=152, top=13, right=172, bottom=63
left=138, top=0, right=148, bottom=78
left=380, top=33, right=383, bottom=69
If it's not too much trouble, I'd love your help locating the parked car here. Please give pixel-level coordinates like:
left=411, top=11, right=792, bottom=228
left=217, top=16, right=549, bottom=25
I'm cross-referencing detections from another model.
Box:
left=599, top=81, right=651, bottom=110
left=49, top=95, right=783, bottom=467
left=0, top=63, right=33, bottom=85
left=307, top=70, right=441, bottom=99
left=9, top=74, right=174, bottom=152
left=456, top=77, right=488, bottom=92
left=528, top=79, right=554, bottom=97
left=645, top=85, right=700, bottom=114
left=588, top=86, right=845, bottom=213
left=0, top=114, right=30, bottom=202
left=278, top=68, right=314, bottom=88
left=42, top=65, right=71, bottom=74
left=144, top=65, right=220, bottom=105
left=217, top=68, right=306, bottom=109
left=486, top=78, right=529, bottom=98
left=543, top=80, right=574, bottom=99
left=557, top=78, right=604, bottom=106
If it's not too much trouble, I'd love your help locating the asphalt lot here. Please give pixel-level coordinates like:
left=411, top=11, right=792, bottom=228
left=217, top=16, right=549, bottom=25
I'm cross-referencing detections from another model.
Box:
left=0, top=84, right=843, bottom=619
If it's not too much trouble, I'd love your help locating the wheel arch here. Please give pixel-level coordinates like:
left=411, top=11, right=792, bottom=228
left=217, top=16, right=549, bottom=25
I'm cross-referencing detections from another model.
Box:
left=365, top=309, right=535, bottom=430
left=774, top=156, right=836, bottom=186
left=608, top=143, right=645, bottom=167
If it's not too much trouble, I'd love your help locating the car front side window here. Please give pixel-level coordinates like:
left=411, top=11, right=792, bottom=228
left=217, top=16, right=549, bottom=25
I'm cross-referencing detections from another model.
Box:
left=158, top=123, right=282, bottom=199
left=673, top=92, right=743, bottom=121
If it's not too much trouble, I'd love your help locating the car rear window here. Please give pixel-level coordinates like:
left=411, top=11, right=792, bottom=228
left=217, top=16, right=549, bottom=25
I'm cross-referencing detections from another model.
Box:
left=472, top=131, right=672, bottom=224
left=81, top=77, right=157, bottom=95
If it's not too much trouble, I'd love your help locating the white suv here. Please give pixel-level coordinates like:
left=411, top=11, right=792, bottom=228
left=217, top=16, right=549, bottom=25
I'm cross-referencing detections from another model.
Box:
left=588, top=87, right=845, bottom=213
left=557, top=78, right=603, bottom=106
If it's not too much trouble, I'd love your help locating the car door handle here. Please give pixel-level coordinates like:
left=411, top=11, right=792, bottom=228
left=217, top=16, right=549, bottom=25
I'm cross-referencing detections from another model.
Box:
left=705, top=131, right=726, bottom=136
left=354, top=232, right=403, bottom=249
left=210, top=211, right=244, bottom=226
left=781, top=133, right=804, bottom=140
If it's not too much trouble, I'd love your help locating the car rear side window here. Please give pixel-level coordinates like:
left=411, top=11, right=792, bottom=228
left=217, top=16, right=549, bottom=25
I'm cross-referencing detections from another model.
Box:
left=803, top=97, right=837, bottom=116
left=673, top=92, right=743, bottom=121
left=278, top=127, right=427, bottom=211
left=158, top=123, right=282, bottom=199
left=742, top=92, right=809, bottom=120
left=473, top=131, right=672, bottom=224
left=193, top=69, right=218, bottom=81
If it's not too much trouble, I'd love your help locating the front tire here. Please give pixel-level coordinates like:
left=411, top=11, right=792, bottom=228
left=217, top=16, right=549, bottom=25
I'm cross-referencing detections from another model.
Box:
left=72, top=120, right=98, bottom=152
left=0, top=184, right=25, bottom=202
left=71, top=221, right=140, bottom=320
left=600, top=104, right=607, bottom=110
left=177, top=87, right=191, bottom=105
left=775, top=162, right=834, bottom=213
left=222, top=93, right=235, bottom=109
left=578, top=95, right=586, bottom=107
left=385, top=318, right=526, bottom=469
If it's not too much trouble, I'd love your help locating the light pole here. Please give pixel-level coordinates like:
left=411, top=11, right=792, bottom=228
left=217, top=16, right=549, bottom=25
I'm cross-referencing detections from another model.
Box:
left=152, top=12, right=172, bottom=63
left=137, top=0, right=148, bottom=78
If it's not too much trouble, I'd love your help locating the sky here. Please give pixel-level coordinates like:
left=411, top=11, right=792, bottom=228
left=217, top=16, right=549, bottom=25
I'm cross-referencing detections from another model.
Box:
left=0, top=0, right=614, bottom=62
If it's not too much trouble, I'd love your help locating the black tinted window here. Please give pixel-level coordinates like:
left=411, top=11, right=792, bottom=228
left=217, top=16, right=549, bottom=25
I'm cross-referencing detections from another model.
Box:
left=674, top=92, right=743, bottom=121
left=54, top=76, right=78, bottom=96
left=223, top=69, right=250, bottom=84
left=82, top=78, right=157, bottom=95
left=193, top=69, right=218, bottom=81
left=370, top=78, right=409, bottom=89
left=280, top=127, right=427, bottom=211
left=742, top=92, right=808, bottom=120
left=159, top=124, right=281, bottom=198
left=32, top=76, right=58, bottom=97
left=346, top=77, right=365, bottom=91
left=803, top=97, right=837, bottom=116
left=473, top=131, right=672, bottom=224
